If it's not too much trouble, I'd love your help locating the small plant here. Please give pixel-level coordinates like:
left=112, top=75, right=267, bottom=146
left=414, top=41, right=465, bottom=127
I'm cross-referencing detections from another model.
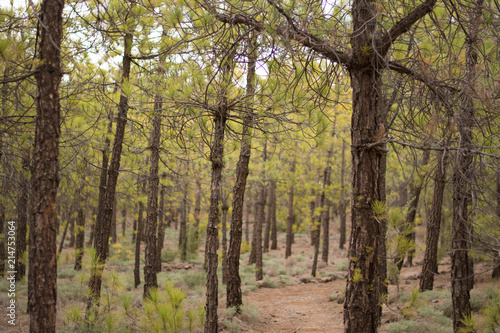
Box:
left=336, top=260, right=349, bottom=272
left=162, top=248, right=178, bottom=263
left=181, top=271, right=206, bottom=289
left=458, top=313, right=477, bottom=333
left=224, top=318, right=241, bottom=333
left=241, top=240, right=251, bottom=254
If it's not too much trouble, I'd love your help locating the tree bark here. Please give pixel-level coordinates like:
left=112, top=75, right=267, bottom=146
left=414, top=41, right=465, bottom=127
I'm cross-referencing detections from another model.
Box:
left=322, top=145, right=333, bottom=263
left=28, top=1, right=64, bottom=331
left=204, top=48, right=233, bottom=332
left=16, top=150, right=30, bottom=281
left=194, top=176, right=201, bottom=242
left=226, top=34, right=256, bottom=310
left=221, top=199, right=229, bottom=284
left=156, top=186, right=165, bottom=273
left=451, top=0, right=482, bottom=330
left=420, top=150, right=448, bottom=291
left=255, top=145, right=268, bottom=280
left=270, top=180, right=278, bottom=250
left=121, top=207, right=127, bottom=239
left=179, top=180, right=188, bottom=261
left=132, top=203, right=138, bottom=243
left=339, top=140, right=347, bottom=250
left=143, top=95, right=162, bottom=298
left=134, top=201, right=144, bottom=288
left=494, top=168, right=500, bottom=279
left=285, top=160, right=296, bottom=259
left=87, top=32, right=133, bottom=315
left=74, top=206, right=85, bottom=271
left=264, top=180, right=275, bottom=252
left=110, top=196, right=117, bottom=244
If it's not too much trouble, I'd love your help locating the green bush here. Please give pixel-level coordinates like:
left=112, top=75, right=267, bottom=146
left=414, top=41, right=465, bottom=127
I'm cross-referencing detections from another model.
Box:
left=161, top=249, right=178, bottom=263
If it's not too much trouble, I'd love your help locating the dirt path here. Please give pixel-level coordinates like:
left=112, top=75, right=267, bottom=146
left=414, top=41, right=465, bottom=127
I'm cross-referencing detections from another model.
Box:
left=244, top=281, right=345, bottom=333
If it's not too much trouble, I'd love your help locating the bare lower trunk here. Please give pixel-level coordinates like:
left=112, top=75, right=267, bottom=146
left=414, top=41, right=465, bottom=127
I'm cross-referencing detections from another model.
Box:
left=338, top=141, right=347, bottom=250
left=179, top=181, right=188, bottom=261
left=420, top=150, right=448, bottom=291
left=221, top=200, right=229, bottom=284
left=74, top=207, right=85, bottom=271
left=28, top=1, right=64, bottom=330
left=16, top=150, right=30, bottom=280
left=135, top=201, right=144, bottom=288
left=451, top=0, right=482, bottom=329
left=285, top=160, right=296, bottom=259
left=121, top=208, right=126, bottom=239
left=143, top=104, right=162, bottom=298
left=156, top=186, right=165, bottom=273
left=264, top=180, right=275, bottom=253
left=194, top=177, right=201, bottom=242
left=322, top=145, right=333, bottom=263
left=270, top=180, right=278, bottom=250
left=87, top=32, right=133, bottom=315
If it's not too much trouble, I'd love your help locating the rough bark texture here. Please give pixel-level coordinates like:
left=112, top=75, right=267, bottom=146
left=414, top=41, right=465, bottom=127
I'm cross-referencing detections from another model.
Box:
left=255, top=171, right=267, bottom=281
left=74, top=207, right=85, bottom=271
left=205, top=48, right=233, bottom=331
left=226, top=35, right=256, bottom=310
left=245, top=194, right=250, bottom=243
left=263, top=180, right=274, bottom=253
left=269, top=180, right=278, bottom=250
left=420, top=150, right=448, bottom=291
left=221, top=200, right=229, bottom=284
left=339, top=140, right=347, bottom=250
left=28, top=1, right=64, bottom=331
left=194, top=176, right=201, bottom=242
left=143, top=105, right=162, bottom=298
left=285, top=160, right=296, bottom=259
left=134, top=201, right=144, bottom=288
left=179, top=181, right=188, bottom=261
left=87, top=32, right=132, bottom=314
left=110, top=197, right=117, bottom=244
left=16, top=151, right=29, bottom=281
left=322, top=145, right=333, bottom=263
left=156, top=186, right=165, bottom=273
left=204, top=104, right=228, bottom=333
left=451, top=0, right=482, bottom=329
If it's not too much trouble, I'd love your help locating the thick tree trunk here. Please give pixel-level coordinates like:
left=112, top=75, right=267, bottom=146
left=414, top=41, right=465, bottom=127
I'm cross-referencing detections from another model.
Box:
left=344, top=68, right=387, bottom=333
left=339, top=140, right=347, bottom=250
left=134, top=201, right=144, bottom=288
left=87, top=32, right=133, bottom=315
left=143, top=101, right=162, bottom=298
left=156, top=186, right=165, bottom=273
left=451, top=0, right=482, bottom=330
left=16, top=150, right=29, bottom=281
left=420, top=150, right=448, bottom=291
left=28, top=1, right=64, bottom=331
left=74, top=207, right=85, bottom=271
left=226, top=35, right=256, bottom=310
left=285, top=160, right=296, bottom=259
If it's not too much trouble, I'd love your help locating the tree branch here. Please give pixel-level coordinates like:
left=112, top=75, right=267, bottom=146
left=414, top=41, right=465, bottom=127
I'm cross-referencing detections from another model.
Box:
left=376, top=0, right=437, bottom=56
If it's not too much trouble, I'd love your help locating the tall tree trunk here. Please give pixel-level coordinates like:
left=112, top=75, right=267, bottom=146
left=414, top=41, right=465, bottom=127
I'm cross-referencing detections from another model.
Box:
left=226, top=34, right=256, bottom=310
left=204, top=47, right=234, bottom=333
left=420, top=149, right=448, bottom=291
left=74, top=205, right=85, bottom=271
left=194, top=176, right=201, bottom=242
left=270, top=180, right=278, bottom=250
left=88, top=206, right=96, bottom=247
left=134, top=201, right=144, bottom=288
left=339, top=140, right=347, bottom=250
left=494, top=168, right=500, bottom=279
left=132, top=203, right=138, bottom=243
left=245, top=195, right=251, bottom=243
left=264, top=180, right=274, bottom=252
left=58, top=210, right=72, bottom=254
left=143, top=93, right=162, bottom=298
left=121, top=207, right=127, bottom=239
left=221, top=198, right=229, bottom=284
left=395, top=149, right=430, bottom=270
left=451, top=0, right=482, bottom=329
left=69, top=215, right=76, bottom=247
left=16, top=150, right=30, bottom=281
left=110, top=196, right=117, bottom=244
left=285, top=160, right=296, bottom=259
left=255, top=144, right=268, bottom=281
left=87, top=32, right=133, bottom=315
left=179, top=180, right=188, bottom=261
left=28, top=1, right=64, bottom=331
left=322, top=145, right=333, bottom=263
left=156, top=186, right=165, bottom=273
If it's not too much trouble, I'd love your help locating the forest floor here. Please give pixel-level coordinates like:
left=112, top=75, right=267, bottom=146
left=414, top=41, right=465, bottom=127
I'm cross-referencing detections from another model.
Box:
left=219, top=233, right=499, bottom=333
left=0, top=228, right=498, bottom=333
